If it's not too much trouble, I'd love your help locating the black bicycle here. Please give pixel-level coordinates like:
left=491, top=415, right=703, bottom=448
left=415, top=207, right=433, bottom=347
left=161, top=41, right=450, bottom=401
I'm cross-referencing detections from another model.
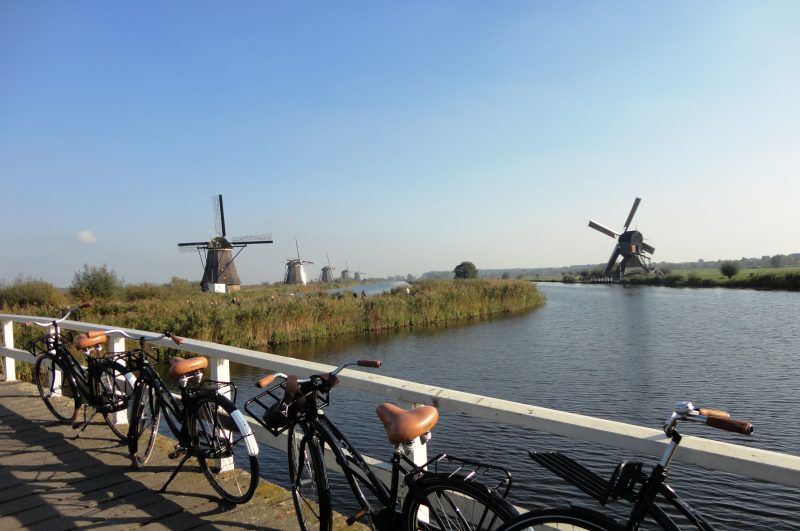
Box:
left=97, top=328, right=260, bottom=504
left=246, top=360, right=519, bottom=530
left=498, top=402, right=754, bottom=530
left=25, top=303, right=134, bottom=441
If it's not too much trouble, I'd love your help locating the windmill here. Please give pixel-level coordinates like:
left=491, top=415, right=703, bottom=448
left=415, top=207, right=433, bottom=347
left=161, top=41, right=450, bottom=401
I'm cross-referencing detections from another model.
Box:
left=588, top=197, right=657, bottom=279
left=319, top=254, right=336, bottom=283
left=285, top=239, right=313, bottom=285
left=340, top=261, right=351, bottom=280
left=178, top=195, right=272, bottom=292
left=353, top=266, right=364, bottom=282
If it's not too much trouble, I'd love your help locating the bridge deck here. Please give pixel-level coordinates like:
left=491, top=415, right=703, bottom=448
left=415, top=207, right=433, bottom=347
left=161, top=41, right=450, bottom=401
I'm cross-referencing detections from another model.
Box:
left=0, top=380, right=349, bottom=530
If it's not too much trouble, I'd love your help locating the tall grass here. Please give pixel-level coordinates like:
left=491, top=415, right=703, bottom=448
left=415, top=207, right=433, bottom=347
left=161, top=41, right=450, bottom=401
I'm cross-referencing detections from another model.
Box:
left=2, top=279, right=545, bottom=352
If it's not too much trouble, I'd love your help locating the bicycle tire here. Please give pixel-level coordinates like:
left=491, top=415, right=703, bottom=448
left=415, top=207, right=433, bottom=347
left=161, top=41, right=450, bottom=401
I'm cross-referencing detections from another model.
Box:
left=34, top=353, right=80, bottom=423
left=287, top=422, right=332, bottom=531
left=402, top=473, right=519, bottom=531
left=94, top=359, right=134, bottom=442
left=498, top=506, right=622, bottom=531
left=128, top=378, right=162, bottom=467
left=190, top=394, right=259, bottom=504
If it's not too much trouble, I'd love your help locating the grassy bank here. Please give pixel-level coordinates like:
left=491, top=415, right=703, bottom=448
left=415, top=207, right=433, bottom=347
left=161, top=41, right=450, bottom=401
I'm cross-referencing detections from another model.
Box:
left=618, top=268, right=800, bottom=290
left=1, top=279, right=545, bottom=353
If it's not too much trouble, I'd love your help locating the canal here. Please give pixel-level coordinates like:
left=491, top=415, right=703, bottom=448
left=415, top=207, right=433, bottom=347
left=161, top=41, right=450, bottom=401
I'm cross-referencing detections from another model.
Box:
left=231, top=282, right=800, bottom=529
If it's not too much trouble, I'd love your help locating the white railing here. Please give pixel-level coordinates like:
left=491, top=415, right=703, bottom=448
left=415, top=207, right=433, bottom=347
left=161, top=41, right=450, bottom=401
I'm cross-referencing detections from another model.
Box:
left=2, top=313, right=800, bottom=489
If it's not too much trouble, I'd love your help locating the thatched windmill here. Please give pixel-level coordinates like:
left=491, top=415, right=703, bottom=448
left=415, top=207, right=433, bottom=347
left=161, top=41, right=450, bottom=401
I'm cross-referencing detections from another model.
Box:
left=319, top=254, right=336, bottom=283
left=178, top=195, right=272, bottom=292
left=340, top=261, right=351, bottom=280
left=285, top=239, right=313, bottom=286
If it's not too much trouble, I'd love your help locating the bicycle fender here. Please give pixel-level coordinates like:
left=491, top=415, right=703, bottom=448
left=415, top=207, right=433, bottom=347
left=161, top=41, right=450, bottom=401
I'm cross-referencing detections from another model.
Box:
left=229, top=409, right=259, bottom=456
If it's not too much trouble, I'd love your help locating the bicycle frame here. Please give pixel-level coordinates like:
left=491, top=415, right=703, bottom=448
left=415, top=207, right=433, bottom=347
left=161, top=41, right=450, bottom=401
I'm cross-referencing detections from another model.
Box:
left=34, top=331, right=128, bottom=414
left=299, top=412, right=423, bottom=524
left=528, top=402, right=753, bottom=530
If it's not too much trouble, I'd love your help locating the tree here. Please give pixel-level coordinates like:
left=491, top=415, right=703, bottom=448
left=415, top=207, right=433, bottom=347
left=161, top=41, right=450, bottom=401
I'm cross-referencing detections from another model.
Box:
left=453, top=261, right=478, bottom=279
left=719, top=261, right=739, bottom=279
left=501, top=271, right=510, bottom=280
left=69, top=264, right=123, bottom=299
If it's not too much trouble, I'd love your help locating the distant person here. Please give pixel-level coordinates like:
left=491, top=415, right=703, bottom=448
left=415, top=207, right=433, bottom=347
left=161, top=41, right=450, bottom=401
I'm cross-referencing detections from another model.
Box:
left=361, top=289, right=366, bottom=299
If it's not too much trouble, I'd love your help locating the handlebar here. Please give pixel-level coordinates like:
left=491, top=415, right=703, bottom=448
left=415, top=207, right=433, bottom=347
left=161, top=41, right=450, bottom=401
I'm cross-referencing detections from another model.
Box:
left=255, top=359, right=382, bottom=389
left=95, top=329, right=184, bottom=346
left=24, top=303, right=92, bottom=328
left=665, top=401, right=753, bottom=436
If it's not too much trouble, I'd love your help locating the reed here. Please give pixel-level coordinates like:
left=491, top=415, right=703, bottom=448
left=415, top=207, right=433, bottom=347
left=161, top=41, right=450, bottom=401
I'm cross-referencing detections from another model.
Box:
left=2, top=279, right=545, bottom=351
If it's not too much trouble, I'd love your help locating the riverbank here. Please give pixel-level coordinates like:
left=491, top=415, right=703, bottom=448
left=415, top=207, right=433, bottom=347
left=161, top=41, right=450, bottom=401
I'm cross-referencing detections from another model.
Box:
left=551, top=269, right=800, bottom=291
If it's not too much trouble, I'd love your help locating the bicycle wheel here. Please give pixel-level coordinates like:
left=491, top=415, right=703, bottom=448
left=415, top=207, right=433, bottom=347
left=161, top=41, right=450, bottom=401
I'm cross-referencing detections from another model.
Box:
left=128, top=378, right=162, bottom=467
left=190, top=394, right=259, bottom=504
left=287, top=422, right=332, bottom=531
left=402, top=473, right=519, bottom=531
left=34, top=353, right=80, bottom=423
left=94, top=359, right=134, bottom=442
left=498, top=506, right=621, bottom=531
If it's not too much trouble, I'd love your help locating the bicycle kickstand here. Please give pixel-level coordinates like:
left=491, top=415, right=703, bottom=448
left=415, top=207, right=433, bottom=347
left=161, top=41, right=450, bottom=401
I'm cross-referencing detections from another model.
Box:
left=160, top=449, right=191, bottom=493
left=72, top=406, right=98, bottom=439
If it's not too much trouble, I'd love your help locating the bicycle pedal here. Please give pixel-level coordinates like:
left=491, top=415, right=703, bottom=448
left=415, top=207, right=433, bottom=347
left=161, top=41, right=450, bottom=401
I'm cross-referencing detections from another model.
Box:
left=346, top=509, right=368, bottom=526
left=168, top=446, right=187, bottom=459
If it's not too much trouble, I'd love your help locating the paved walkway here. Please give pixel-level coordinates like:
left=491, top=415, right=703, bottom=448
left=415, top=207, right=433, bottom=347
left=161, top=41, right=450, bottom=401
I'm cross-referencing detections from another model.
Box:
left=0, top=380, right=330, bottom=530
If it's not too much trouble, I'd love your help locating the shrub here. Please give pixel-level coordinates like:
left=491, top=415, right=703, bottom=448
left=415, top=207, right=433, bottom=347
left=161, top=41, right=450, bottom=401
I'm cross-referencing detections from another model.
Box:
left=69, top=264, right=123, bottom=300
left=0, top=276, right=67, bottom=309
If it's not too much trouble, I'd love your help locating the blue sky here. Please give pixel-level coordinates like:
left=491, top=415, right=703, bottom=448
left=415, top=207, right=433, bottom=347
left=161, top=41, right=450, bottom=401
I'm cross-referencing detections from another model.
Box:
left=2, top=2, right=799, bottom=286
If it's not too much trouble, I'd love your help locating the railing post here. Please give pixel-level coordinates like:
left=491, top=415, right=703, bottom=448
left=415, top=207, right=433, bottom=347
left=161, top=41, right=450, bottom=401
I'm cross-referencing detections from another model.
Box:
left=110, top=337, right=129, bottom=425
left=2, top=320, right=16, bottom=382
left=409, top=402, right=429, bottom=466
left=209, top=356, right=232, bottom=400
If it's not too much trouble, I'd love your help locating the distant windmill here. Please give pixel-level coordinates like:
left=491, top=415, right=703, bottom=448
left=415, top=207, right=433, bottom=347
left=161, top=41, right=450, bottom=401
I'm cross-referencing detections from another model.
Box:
left=589, top=197, right=658, bottom=279
left=353, top=266, right=364, bottom=282
left=285, top=239, right=313, bottom=286
left=340, top=261, right=351, bottom=280
left=319, top=254, right=336, bottom=283
left=178, top=195, right=272, bottom=292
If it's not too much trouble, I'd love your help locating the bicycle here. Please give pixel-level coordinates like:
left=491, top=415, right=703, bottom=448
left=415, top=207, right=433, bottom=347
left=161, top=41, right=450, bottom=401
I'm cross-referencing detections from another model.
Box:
left=245, top=360, right=519, bottom=530
left=96, top=328, right=260, bottom=504
left=497, top=401, right=754, bottom=530
left=25, top=303, right=135, bottom=441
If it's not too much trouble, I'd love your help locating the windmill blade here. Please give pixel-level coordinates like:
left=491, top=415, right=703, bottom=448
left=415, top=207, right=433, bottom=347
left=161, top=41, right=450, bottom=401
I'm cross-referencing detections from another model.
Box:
left=178, top=244, right=207, bottom=253
left=622, top=197, right=641, bottom=231
left=588, top=220, right=618, bottom=239
left=213, top=195, right=226, bottom=237
left=230, top=234, right=273, bottom=245
left=178, top=241, right=210, bottom=248
left=604, top=246, right=621, bottom=276
left=641, top=242, right=655, bottom=254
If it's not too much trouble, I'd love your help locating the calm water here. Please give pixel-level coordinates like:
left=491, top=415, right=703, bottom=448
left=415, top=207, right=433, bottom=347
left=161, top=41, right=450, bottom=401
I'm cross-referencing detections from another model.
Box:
left=230, top=283, right=800, bottom=529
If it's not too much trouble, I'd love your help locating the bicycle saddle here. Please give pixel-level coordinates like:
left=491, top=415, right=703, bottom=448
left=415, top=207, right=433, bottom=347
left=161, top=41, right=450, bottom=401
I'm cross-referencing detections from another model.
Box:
left=376, top=403, right=439, bottom=444
left=168, top=356, right=208, bottom=378
left=76, top=333, right=107, bottom=349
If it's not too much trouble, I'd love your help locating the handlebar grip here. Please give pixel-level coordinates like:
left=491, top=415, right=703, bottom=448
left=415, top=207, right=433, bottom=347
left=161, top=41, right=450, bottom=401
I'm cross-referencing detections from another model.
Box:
left=86, top=330, right=106, bottom=338
left=257, top=374, right=278, bottom=388
left=706, top=416, right=754, bottom=434
left=170, top=335, right=184, bottom=345
left=698, top=408, right=730, bottom=418
left=357, top=360, right=382, bottom=368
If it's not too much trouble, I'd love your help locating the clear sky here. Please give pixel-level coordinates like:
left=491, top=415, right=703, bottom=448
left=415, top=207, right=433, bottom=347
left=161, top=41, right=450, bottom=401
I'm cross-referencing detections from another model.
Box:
left=2, top=1, right=799, bottom=287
